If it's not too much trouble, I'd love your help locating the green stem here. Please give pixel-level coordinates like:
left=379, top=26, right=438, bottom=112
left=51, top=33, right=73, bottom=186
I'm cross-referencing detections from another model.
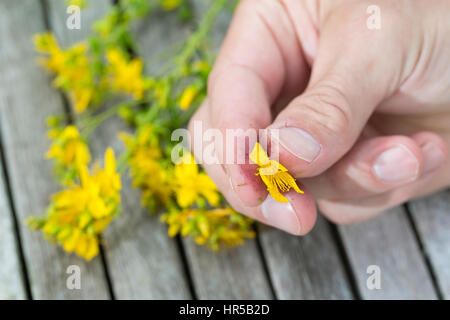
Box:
left=116, top=149, right=131, bottom=174
left=79, top=99, right=147, bottom=138
left=175, top=0, right=227, bottom=68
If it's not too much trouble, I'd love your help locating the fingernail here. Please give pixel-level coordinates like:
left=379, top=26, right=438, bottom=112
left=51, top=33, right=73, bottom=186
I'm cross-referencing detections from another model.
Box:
left=273, top=127, right=321, bottom=163
left=421, top=142, right=445, bottom=175
left=261, top=195, right=301, bottom=235
left=373, top=145, right=419, bottom=182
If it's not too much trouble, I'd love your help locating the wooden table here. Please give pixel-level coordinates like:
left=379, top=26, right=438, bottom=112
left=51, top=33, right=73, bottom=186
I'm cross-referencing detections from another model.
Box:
left=0, top=1, right=449, bottom=300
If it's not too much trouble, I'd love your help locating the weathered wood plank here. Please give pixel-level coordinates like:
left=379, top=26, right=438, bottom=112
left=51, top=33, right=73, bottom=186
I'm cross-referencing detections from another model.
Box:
left=409, top=190, right=450, bottom=299
left=260, top=216, right=353, bottom=299
left=339, top=206, right=437, bottom=299
left=47, top=0, right=192, bottom=299
left=136, top=3, right=273, bottom=299
left=0, top=0, right=109, bottom=299
left=183, top=240, right=273, bottom=299
left=0, top=147, right=25, bottom=300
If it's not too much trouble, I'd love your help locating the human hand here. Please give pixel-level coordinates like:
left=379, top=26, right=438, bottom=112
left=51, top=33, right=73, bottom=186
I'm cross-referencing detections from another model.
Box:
left=189, top=0, right=450, bottom=235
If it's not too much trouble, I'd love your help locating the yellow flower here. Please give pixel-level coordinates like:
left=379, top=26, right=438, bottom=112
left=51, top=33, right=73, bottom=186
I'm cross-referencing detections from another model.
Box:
left=28, top=148, right=121, bottom=260
left=120, top=126, right=172, bottom=209
left=68, top=0, right=87, bottom=8
left=70, top=87, right=94, bottom=113
left=62, top=229, right=98, bottom=261
left=33, top=33, right=58, bottom=54
left=161, top=207, right=255, bottom=250
left=173, top=152, right=220, bottom=208
left=160, top=0, right=182, bottom=11
left=249, top=142, right=303, bottom=203
left=107, top=48, right=146, bottom=99
left=179, top=85, right=198, bottom=110
left=46, top=125, right=91, bottom=185
left=46, top=125, right=90, bottom=167
left=34, top=33, right=96, bottom=112
left=192, top=60, right=211, bottom=74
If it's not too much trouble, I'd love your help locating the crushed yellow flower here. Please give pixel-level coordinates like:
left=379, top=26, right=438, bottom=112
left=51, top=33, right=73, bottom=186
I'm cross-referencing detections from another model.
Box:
left=107, top=48, right=146, bottom=99
left=250, top=142, right=303, bottom=203
left=28, top=148, right=121, bottom=260
left=179, top=85, right=199, bottom=110
left=173, top=152, right=220, bottom=208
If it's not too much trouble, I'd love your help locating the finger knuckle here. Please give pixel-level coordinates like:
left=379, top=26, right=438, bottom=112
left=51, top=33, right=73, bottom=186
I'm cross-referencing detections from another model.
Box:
left=302, top=82, right=353, bottom=139
left=318, top=201, right=357, bottom=225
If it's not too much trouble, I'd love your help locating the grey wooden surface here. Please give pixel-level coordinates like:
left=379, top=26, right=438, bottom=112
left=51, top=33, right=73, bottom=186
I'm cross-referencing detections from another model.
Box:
left=0, top=0, right=109, bottom=299
left=260, top=216, right=353, bottom=299
left=340, top=206, right=437, bottom=299
left=409, top=190, right=450, bottom=299
left=0, top=147, right=25, bottom=299
left=0, top=0, right=448, bottom=300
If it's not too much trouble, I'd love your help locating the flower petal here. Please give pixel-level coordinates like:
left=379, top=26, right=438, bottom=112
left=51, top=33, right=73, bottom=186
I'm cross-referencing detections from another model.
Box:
left=268, top=186, right=289, bottom=203
left=249, top=142, right=270, bottom=166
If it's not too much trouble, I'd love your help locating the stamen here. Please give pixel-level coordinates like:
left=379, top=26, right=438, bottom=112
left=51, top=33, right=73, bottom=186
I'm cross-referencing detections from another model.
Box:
left=274, top=172, right=291, bottom=192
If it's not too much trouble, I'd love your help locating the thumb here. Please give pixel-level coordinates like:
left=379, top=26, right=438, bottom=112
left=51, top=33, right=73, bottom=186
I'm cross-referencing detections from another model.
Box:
left=268, top=3, right=416, bottom=177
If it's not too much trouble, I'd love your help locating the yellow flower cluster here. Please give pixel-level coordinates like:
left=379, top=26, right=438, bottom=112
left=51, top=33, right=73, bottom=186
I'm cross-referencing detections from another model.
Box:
left=46, top=124, right=90, bottom=185
left=120, top=125, right=172, bottom=211
left=34, top=34, right=149, bottom=112
left=121, top=127, right=220, bottom=209
left=106, top=48, right=147, bottom=100
left=30, top=0, right=254, bottom=260
left=121, top=127, right=254, bottom=248
left=28, top=148, right=121, bottom=260
left=172, top=152, right=220, bottom=208
left=34, top=33, right=99, bottom=113
left=161, top=207, right=255, bottom=250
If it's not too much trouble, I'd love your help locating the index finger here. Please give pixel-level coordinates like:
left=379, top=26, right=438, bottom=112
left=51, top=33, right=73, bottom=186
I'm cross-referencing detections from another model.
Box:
left=208, top=0, right=308, bottom=206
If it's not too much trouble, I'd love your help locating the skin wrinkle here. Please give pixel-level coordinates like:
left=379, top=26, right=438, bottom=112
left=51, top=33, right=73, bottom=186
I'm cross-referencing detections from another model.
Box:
left=282, top=0, right=320, bottom=64
left=396, top=7, right=445, bottom=107
left=254, top=9, right=287, bottom=102
left=208, top=61, right=273, bottom=126
left=276, top=0, right=308, bottom=68
left=255, top=0, right=308, bottom=115
left=294, top=88, right=353, bottom=140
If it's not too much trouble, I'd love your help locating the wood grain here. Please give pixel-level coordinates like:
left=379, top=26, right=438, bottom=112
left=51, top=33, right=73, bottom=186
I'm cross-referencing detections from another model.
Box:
left=47, top=0, right=192, bottom=299
left=0, top=0, right=109, bottom=299
left=409, top=190, right=450, bottom=299
left=339, top=206, right=437, bottom=299
left=260, top=216, right=353, bottom=299
left=0, top=147, right=25, bottom=299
